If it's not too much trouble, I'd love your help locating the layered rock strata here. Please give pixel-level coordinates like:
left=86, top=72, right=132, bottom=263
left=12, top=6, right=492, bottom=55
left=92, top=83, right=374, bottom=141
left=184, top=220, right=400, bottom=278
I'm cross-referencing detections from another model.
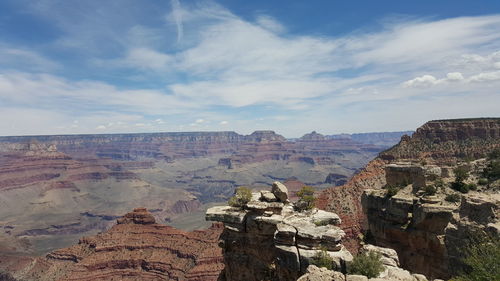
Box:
left=206, top=181, right=353, bottom=281
left=5, top=208, right=224, bottom=281
left=318, top=118, right=500, bottom=279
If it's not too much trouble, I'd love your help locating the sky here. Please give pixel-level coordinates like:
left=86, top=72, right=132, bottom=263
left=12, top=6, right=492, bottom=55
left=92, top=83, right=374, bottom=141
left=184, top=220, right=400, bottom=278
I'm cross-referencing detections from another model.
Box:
left=0, top=0, right=499, bottom=137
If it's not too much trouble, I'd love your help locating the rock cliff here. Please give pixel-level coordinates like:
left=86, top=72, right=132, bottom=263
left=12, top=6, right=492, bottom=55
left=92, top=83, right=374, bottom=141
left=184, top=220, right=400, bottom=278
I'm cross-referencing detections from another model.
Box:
left=318, top=118, right=500, bottom=279
left=207, top=182, right=436, bottom=281
left=206, top=182, right=353, bottom=281
left=1, top=208, right=224, bottom=281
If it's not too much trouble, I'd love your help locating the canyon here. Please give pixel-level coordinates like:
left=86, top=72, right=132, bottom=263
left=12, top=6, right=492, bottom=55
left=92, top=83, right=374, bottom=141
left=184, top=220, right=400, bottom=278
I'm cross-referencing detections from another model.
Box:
left=1, top=118, right=499, bottom=280
left=0, top=130, right=404, bottom=257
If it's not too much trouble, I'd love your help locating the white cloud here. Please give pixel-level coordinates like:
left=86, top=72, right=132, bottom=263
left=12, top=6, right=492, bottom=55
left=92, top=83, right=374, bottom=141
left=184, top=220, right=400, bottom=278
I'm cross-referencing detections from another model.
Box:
left=446, top=72, right=465, bottom=81
left=1, top=1, right=500, bottom=136
left=469, top=71, right=500, bottom=82
left=403, top=75, right=439, bottom=88
left=96, top=125, right=106, bottom=130
left=220, top=120, right=228, bottom=125
left=404, top=69, right=500, bottom=88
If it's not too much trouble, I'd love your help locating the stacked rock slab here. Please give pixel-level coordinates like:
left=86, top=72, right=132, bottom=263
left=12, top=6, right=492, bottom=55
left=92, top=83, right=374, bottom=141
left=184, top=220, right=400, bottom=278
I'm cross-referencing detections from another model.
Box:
left=206, top=181, right=352, bottom=281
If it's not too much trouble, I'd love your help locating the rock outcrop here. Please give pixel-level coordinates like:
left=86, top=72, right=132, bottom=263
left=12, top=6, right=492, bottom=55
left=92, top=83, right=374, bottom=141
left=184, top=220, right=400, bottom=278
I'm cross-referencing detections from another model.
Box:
left=3, top=208, right=224, bottom=281
left=206, top=182, right=352, bottom=281
left=318, top=118, right=500, bottom=279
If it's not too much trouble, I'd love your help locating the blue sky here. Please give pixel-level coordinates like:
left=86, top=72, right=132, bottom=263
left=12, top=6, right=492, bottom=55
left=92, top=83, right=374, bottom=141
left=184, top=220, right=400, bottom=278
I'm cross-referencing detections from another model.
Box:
left=0, top=0, right=499, bottom=137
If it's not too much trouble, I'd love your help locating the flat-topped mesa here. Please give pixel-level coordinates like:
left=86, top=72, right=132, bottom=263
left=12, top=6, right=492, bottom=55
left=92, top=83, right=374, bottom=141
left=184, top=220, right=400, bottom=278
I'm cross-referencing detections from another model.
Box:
left=116, top=207, right=156, bottom=224
left=246, top=130, right=287, bottom=142
left=206, top=181, right=351, bottom=281
left=381, top=118, right=500, bottom=161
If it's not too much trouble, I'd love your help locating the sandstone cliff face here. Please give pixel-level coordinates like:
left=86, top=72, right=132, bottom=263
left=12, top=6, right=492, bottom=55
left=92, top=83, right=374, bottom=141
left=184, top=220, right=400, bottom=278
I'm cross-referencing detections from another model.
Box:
left=2, top=208, right=224, bottom=281
left=318, top=118, right=500, bottom=279
left=381, top=118, right=500, bottom=161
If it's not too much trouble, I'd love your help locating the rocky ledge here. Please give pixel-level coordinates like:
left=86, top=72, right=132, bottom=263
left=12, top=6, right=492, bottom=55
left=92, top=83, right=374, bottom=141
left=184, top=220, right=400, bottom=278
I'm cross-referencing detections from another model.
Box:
left=207, top=181, right=432, bottom=281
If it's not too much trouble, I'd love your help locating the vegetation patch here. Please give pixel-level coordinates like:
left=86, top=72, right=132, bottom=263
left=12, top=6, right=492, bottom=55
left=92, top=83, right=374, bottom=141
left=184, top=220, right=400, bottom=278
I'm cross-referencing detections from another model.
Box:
left=423, top=184, right=437, bottom=196
left=310, top=248, right=335, bottom=270
left=450, top=232, right=500, bottom=281
left=445, top=193, right=461, bottom=203
left=385, top=185, right=400, bottom=197
left=228, top=186, right=252, bottom=208
left=452, top=166, right=470, bottom=193
left=296, top=186, right=315, bottom=211
left=347, top=251, right=384, bottom=278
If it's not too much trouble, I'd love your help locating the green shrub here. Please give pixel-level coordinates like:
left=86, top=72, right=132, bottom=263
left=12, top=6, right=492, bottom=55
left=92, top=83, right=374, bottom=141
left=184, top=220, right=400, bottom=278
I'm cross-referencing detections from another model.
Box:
left=467, top=183, right=477, bottom=191
left=348, top=251, right=384, bottom=278
left=445, top=193, right=461, bottom=203
left=296, top=186, right=315, bottom=211
left=228, top=186, right=252, bottom=208
left=423, top=185, right=437, bottom=196
left=477, top=178, right=488, bottom=186
left=450, top=233, right=500, bottom=281
left=385, top=185, right=400, bottom=197
left=487, top=148, right=500, bottom=160
left=452, top=167, right=470, bottom=193
left=310, top=249, right=334, bottom=270
left=482, top=160, right=500, bottom=183
left=454, top=166, right=469, bottom=182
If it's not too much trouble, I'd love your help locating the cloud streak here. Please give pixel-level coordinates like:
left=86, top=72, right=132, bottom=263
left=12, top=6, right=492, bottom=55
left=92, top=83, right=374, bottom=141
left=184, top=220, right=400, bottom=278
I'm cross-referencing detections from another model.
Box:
left=170, top=0, right=184, bottom=42
left=0, top=1, right=499, bottom=136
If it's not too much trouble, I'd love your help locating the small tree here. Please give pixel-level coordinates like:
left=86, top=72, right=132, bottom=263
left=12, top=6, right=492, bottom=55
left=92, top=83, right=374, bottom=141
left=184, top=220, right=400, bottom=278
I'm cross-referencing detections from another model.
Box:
left=423, top=185, right=437, bottom=196
left=445, top=193, right=461, bottom=203
left=452, top=167, right=470, bottom=193
left=348, top=251, right=384, bottom=278
left=228, top=186, right=252, bottom=208
left=296, top=186, right=315, bottom=211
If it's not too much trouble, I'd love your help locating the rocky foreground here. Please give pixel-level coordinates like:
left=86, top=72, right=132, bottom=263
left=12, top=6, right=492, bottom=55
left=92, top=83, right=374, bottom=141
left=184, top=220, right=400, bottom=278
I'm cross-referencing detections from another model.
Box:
left=0, top=208, right=224, bottom=281
left=206, top=182, right=436, bottom=281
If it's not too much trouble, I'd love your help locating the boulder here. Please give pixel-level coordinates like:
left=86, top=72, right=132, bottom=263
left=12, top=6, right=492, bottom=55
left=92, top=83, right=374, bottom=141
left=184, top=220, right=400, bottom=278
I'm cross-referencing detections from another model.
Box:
left=311, top=209, right=342, bottom=226
left=297, top=265, right=345, bottom=281
left=272, top=181, right=289, bottom=202
left=361, top=244, right=399, bottom=267
left=261, top=190, right=277, bottom=202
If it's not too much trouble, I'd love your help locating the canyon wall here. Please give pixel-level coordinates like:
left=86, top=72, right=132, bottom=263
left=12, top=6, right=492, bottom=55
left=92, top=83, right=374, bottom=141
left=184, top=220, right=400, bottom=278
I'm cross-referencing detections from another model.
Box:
left=319, top=118, right=500, bottom=279
left=0, top=130, right=390, bottom=256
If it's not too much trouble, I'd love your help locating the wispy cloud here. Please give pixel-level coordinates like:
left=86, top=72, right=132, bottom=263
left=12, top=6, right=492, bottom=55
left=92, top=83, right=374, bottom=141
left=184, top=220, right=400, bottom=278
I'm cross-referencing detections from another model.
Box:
left=0, top=1, right=499, bottom=136
left=170, top=0, right=184, bottom=42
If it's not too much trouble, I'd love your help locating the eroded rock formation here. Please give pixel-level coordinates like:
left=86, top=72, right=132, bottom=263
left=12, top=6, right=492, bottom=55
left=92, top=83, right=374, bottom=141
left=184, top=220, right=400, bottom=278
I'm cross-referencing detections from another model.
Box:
left=318, top=118, right=500, bottom=279
left=206, top=182, right=353, bottom=281
left=2, top=208, right=224, bottom=281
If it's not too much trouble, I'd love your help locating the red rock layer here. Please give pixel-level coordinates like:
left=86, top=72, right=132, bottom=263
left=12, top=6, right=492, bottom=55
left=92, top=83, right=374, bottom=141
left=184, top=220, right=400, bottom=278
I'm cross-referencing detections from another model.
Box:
left=316, top=159, right=387, bottom=253
left=9, top=208, right=223, bottom=281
